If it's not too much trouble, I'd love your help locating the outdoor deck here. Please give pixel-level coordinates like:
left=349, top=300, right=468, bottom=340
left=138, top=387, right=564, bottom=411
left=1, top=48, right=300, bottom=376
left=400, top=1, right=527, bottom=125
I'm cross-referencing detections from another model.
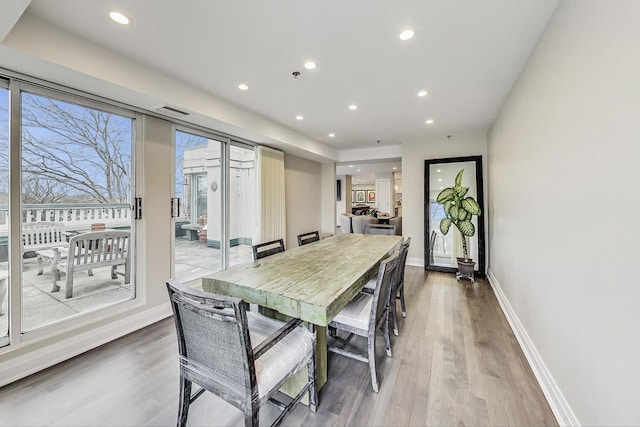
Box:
left=0, top=237, right=253, bottom=333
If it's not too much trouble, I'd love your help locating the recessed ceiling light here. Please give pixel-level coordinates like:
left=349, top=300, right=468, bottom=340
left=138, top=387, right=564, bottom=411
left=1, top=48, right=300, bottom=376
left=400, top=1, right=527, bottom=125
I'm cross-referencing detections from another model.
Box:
left=349, top=165, right=353, bottom=168
left=328, top=133, right=335, bottom=138
left=356, top=169, right=361, bottom=172
left=304, top=61, right=316, bottom=70
left=425, top=119, right=435, bottom=124
left=296, top=115, right=304, bottom=120
left=109, top=11, right=131, bottom=25
left=399, top=29, right=414, bottom=41
left=418, top=90, right=428, bottom=97
left=392, top=167, right=397, bottom=170
left=238, top=83, right=249, bottom=91
left=349, top=104, right=358, bottom=110
left=438, top=178, right=442, bottom=182
left=436, top=169, right=441, bottom=173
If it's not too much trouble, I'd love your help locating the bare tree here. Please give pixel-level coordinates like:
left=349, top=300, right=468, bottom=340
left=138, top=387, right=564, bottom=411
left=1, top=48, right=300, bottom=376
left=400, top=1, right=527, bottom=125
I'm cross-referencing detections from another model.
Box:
left=20, top=93, right=132, bottom=204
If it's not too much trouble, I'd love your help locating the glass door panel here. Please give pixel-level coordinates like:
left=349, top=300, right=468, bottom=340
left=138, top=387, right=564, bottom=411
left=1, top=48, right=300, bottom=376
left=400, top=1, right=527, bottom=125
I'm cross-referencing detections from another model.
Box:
left=228, top=145, right=254, bottom=268
left=20, top=91, right=135, bottom=332
left=174, top=130, right=222, bottom=282
left=0, top=84, right=8, bottom=344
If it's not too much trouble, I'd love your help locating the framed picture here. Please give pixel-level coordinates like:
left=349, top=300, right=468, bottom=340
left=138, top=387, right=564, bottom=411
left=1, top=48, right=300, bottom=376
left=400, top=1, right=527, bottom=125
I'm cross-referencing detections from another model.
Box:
left=355, top=190, right=366, bottom=203
left=367, top=190, right=376, bottom=203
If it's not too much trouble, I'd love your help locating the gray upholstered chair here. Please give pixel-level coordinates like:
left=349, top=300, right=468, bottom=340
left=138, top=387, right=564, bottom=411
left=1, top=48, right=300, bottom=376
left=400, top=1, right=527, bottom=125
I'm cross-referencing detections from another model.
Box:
left=389, top=216, right=402, bottom=236
left=339, top=214, right=352, bottom=234
left=251, top=239, right=285, bottom=260
left=327, top=250, right=399, bottom=392
left=363, top=223, right=396, bottom=235
left=362, top=237, right=411, bottom=336
left=166, top=280, right=317, bottom=427
left=351, top=215, right=374, bottom=234
left=297, top=230, right=320, bottom=246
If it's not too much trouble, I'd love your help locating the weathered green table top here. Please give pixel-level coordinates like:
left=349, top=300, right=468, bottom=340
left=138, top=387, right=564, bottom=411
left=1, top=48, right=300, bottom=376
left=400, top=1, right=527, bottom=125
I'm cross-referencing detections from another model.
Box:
left=202, top=233, right=402, bottom=326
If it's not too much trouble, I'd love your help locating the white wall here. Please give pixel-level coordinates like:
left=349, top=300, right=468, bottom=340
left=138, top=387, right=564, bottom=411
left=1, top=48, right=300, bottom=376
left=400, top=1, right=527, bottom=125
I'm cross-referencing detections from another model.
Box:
left=402, top=131, right=488, bottom=266
left=284, top=154, right=323, bottom=250
left=488, top=1, right=640, bottom=425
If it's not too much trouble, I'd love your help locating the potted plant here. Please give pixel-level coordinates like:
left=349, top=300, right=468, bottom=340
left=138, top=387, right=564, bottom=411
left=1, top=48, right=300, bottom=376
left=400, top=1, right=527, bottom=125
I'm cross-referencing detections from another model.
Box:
left=435, top=169, right=482, bottom=281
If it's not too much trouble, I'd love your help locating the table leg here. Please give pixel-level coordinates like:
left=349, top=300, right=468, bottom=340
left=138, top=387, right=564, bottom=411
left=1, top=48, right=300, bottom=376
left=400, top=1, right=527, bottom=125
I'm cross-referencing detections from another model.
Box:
left=37, top=255, right=45, bottom=275
left=279, top=324, right=327, bottom=405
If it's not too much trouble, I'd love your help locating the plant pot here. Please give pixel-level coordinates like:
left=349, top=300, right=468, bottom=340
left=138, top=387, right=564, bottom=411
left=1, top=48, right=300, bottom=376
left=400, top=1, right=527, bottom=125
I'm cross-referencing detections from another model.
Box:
left=456, top=257, right=475, bottom=283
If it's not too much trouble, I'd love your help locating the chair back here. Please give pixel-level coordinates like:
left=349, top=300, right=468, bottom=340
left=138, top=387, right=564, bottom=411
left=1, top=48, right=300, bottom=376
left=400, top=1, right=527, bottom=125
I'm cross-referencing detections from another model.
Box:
left=352, top=216, right=374, bottom=234
left=166, top=280, right=255, bottom=406
left=370, top=251, right=399, bottom=330
left=297, top=231, right=320, bottom=246
left=395, top=237, right=411, bottom=292
left=251, top=239, right=285, bottom=260
left=364, top=223, right=396, bottom=235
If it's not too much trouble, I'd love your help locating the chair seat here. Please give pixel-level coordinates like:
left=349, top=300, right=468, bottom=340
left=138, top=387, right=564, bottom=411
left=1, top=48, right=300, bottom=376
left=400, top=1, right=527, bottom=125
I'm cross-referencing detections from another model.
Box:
left=247, top=312, right=314, bottom=398
left=330, top=292, right=373, bottom=331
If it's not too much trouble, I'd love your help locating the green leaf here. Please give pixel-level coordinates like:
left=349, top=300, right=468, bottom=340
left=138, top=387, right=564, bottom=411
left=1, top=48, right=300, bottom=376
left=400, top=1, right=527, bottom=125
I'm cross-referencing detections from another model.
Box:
left=461, top=197, right=481, bottom=216
left=455, top=169, right=464, bottom=186
left=440, top=218, right=452, bottom=235
left=450, top=205, right=459, bottom=220
left=458, top=208, right=468, bottom=221
left=458, top=220, right=475, bottom=237
left=436, top=187, right=456, bottom=204
left=444, top=200, right=453, bottom=216
left=455, top=186, right=469, bottom=198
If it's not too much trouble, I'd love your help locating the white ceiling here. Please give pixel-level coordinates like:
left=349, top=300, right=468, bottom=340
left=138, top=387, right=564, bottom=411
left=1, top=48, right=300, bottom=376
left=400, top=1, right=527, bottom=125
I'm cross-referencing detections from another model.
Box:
left=2, top=0, right=558, bottom=171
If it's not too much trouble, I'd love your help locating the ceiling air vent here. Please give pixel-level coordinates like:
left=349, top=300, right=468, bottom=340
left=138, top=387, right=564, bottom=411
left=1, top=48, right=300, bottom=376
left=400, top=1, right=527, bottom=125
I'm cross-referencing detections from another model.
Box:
left=156, top=105, right=190, bottom=117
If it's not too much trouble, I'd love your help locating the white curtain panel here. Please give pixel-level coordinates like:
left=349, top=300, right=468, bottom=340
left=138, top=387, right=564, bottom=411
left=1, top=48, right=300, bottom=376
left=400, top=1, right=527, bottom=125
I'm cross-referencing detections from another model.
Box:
left=254, top=146, right=286, bottom=245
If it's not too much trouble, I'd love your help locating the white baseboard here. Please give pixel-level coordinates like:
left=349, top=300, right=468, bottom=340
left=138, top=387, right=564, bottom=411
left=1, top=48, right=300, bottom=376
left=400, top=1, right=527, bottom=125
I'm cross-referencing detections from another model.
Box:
left=406, top=256, right=424, bottom=268
left=486, top=268, right=579, bottom=427
left=0, top=304, right=172, bottom=388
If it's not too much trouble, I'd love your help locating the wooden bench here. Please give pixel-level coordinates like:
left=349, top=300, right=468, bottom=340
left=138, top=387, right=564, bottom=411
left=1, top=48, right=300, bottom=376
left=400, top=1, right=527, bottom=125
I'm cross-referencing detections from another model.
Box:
left=22, top=222, right=67, bottom=254
left=180, top=223, right=203, bottom=241
left=52, top=230, right=131, bottom=299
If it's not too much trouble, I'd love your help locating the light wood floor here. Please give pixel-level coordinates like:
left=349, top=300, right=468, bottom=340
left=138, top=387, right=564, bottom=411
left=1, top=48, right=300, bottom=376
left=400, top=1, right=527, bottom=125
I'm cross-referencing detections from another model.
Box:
left=0, top=267, right=558, bottom=426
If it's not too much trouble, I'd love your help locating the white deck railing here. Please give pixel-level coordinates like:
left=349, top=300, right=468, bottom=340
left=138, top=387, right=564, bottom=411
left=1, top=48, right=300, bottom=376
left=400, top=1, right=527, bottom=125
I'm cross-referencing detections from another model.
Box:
left=0, top=203, right=131, bottom=235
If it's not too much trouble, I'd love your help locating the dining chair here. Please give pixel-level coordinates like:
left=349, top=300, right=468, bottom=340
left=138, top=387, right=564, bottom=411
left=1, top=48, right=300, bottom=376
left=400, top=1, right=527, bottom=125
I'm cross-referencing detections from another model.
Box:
left=391, top=237, right=411, bottom=336
left=251, top=239, right=285, bottom=260
left=363, top=223, right=396, bottom=235
left=327, top=250, right=399, bottom=393
left=166, top=279, right=317, bottom=427
left=297, top=230, right=320, bottom=246
left=361, top=237, right=411, bottom=336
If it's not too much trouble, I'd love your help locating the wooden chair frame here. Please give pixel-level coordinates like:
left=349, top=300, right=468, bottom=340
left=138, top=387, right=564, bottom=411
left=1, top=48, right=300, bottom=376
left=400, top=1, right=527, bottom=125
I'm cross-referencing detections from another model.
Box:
left=251, top=239, right=285, bottom=260
left=296, top=231, right=320, bottom=246
left=167, top=280, right=317, bottom=427
left=327, top=251, right=399, bottom=392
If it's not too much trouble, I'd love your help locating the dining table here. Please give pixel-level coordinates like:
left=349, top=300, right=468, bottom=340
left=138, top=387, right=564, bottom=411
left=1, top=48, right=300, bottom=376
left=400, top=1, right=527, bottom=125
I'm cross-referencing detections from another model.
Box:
left=202, top=232, right=402, bottom=395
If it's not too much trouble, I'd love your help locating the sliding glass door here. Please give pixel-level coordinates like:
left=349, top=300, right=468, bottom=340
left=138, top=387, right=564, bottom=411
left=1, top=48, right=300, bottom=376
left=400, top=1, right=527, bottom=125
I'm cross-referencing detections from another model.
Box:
left=19, top=89, right=136, bottom=332
left=173, top=129, right=223, bottom=282
left=0, top=81, right=8, bottom=346
left=228, top=144, right=255, bottom=268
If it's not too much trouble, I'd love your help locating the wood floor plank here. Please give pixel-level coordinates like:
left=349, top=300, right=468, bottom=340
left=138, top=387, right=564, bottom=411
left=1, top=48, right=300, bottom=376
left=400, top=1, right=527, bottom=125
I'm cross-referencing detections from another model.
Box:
left=0, top=267, right=557, bottom=427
